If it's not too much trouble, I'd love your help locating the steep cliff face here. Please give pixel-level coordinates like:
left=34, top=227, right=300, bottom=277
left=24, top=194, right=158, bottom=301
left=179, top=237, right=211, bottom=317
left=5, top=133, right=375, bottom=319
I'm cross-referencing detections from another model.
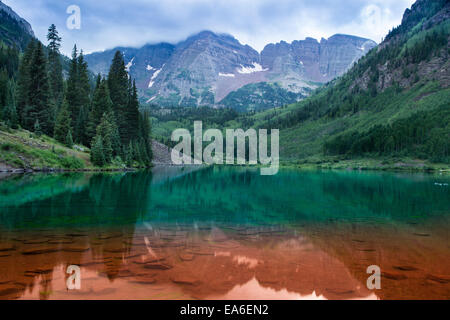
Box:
left=261, top=35, right=376, bottom=83
left=85, top=31, right=376, bottom=110
left=0, top=0, right=35, bottom=50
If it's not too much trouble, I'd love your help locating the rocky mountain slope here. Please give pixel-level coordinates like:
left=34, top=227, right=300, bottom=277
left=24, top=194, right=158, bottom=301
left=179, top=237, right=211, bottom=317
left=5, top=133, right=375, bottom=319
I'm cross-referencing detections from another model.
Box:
left=254, top=0, right=449, bottom=165
left=0, top=0, right=34, bottom=50
left=85, top=31, right=376, bottom=111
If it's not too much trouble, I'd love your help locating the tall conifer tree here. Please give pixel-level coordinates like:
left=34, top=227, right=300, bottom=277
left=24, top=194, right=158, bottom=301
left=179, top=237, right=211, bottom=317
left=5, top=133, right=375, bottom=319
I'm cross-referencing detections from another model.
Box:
left=108, top=51, right=129, bottom=143
left=27, top=41, right=52, bottom=134
left=16, top=39, right=35, bottom=125
left=47, top=24, right=64, bottom=108
left=66, top=45, right=79, bottom=128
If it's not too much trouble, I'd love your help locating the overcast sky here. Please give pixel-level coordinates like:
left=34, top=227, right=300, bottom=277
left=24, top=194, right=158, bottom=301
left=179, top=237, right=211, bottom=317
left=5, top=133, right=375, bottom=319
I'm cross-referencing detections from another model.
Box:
left=3, top=0, right=415, bottom=56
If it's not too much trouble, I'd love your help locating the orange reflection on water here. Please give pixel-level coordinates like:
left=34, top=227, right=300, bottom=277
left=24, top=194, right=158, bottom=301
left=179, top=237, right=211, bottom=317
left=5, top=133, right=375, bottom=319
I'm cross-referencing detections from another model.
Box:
left=0, top=221, right=448, bottom=300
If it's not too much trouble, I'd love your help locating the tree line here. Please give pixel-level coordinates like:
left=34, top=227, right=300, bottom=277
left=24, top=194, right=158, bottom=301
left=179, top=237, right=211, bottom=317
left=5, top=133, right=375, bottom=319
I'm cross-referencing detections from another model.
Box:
left=323, top=105, right=450, bottom=163
left=0, top=24, right=152, bottom=167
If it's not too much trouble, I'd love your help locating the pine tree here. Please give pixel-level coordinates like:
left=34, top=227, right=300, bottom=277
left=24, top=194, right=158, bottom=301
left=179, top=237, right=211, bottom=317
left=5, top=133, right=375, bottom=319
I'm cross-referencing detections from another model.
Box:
left=0, top=68, right=8, bottom=108
left=66, top=129, right=73, bottom=148
left=54, top=100, right=71, bottom=144
left=103, top=111, right=121, bottom=157
left=95, top=113, right=114, bottom=163
left=108, top=51, right=129, bottom=144
left=133, top=140, right=142, bottom=164
left=87, top=78, right=112, bottom=142
left=16, top=39, right=35, bottom=125
left=91, top=135, right=105, bottom=166
left=47, top=24, right=64, bottom=108
left=27, top=41, right=52, bottom=135
left=139, top=110, right=153, bottom=163
left=2, top=103, right=18, bottom=129
left=139, top=138, right=150, bottom=166
left=74, top=105, right=88, bottom=146
left=66, top=45, right=79, bottom=129
left=75, top=50, right=91, bottom=143
left=125, top=140, right=134, bottom=167
left=125, top=80, right=140, bottom=142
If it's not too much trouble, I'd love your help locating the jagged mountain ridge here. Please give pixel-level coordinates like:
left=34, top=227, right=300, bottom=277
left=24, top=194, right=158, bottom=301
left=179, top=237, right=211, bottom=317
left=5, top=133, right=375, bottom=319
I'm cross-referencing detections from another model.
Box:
left=85, top=31, right=376, bottom=110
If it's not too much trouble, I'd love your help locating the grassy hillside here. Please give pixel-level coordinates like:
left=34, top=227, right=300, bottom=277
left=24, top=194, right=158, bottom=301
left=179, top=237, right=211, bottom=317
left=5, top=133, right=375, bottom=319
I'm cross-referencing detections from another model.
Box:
left=0, top=124, right=90, bottom=170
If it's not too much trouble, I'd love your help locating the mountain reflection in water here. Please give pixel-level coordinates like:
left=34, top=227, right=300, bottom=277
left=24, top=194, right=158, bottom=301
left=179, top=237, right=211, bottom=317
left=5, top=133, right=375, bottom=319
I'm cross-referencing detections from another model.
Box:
left=0, top=167, right=449, bottom=300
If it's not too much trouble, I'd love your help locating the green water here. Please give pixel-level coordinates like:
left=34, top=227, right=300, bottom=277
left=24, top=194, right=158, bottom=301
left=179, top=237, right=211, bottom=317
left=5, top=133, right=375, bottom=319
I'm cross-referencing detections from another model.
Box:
left=0, top=167, right=449, bottom=229
left=0, top=167, right=449, bottom=300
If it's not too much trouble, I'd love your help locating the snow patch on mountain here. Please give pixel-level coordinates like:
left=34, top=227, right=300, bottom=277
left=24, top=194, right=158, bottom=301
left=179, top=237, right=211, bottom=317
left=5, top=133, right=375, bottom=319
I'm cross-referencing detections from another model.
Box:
left=237, top=63, right=268, bottom=74
left=147, top=96, right=157, bottom=103
left=146, top=64, right=155, bottom=71
left=219, top=73, right=235, bottom=78
left=125, top=57, right=135, bottom=72
left=148, top=65, right=164, bottom=88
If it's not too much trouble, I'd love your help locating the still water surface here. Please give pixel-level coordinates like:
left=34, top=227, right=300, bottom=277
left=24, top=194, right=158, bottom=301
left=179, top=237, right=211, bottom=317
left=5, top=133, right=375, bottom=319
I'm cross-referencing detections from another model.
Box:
left=0, top=166, right=449, bottom=300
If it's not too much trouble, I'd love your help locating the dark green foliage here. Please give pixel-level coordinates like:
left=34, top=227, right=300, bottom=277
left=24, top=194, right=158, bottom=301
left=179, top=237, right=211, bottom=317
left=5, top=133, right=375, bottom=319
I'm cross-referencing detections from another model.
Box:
left=2, top=103, right=18, bottom=128
left=108, top=51, right=129, bottom=143
left=125, top=80, right=140, bottom=142
left=87, top=78, right=112, bottom=142
left=125, top=141, right=134, bottom=167
left=95, top=113, right=114, bottom=163
left=104, top=112, right=121, bottom=157
left=66, top=46, right=92, bottom=143
left=220, top=82, right=304, bottom=112
left=74, top=105, right=88, bottom=146
left=16, top=39, right=35, bottom=123
left=65, top=129, right=73, bottom=148
left=324, top=105, right=450, bottom=163
left=404, top=29, right=448, bottom=63
left=0, top=68, right=9, bottom=108
left=77, top=51, right=91, bottom=115
left=0, top=45, right=19, bottom=78
left=54, top=100, right=71, bottom=144
left=27, top=41, right=52, bottom=135
left=139, top=110, right=152, bottom=164
left=90, top=135, right=105, bottom=166
left=150, top=106, right=239, bottom=125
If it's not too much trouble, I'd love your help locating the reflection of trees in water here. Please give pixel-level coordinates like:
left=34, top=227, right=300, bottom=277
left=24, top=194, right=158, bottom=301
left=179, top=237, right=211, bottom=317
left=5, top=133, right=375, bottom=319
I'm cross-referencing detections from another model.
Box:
left=0, top=172, right=153, bottom=229
left=0, top=172, right=155, bottom=298
left=148, top=167, right=450, bottom=225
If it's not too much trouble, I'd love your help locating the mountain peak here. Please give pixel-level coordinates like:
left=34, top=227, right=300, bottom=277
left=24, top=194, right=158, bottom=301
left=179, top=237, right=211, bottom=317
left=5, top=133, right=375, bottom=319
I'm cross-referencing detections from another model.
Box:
left=86, top=31, right=376, bottom=109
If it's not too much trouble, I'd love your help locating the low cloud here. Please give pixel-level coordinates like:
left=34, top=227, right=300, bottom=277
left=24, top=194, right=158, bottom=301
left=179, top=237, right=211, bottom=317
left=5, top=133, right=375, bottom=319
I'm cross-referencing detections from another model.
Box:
left=3, top=0, right=415, bottom=56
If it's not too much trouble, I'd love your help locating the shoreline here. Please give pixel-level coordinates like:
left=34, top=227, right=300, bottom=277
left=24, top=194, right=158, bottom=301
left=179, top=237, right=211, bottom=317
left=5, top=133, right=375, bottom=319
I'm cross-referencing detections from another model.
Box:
left=1, top=163, right=449, bottom=175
